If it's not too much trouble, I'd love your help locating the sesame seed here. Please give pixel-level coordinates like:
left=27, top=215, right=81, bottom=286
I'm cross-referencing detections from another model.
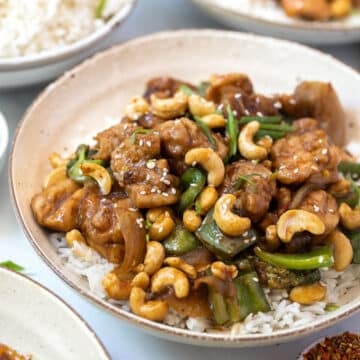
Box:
left=235, top=93, right=242, bottom=99
left=253, top=277, right=259, bottom=282
left=217, top=103, right=224, bottom=111
left=170, top=187, right=177, bottom=194
left=329, top=208, right=335, bottom=213
left=158, top=226, right=164, bottom=233
left=157, top=189, right=161, bottom=194
left=163, top=179, right=171, bottom=185
left=124, top=124, right=129, bottom=130
left=128, top=207, right=138, bottom=212
left=256, top=112, right=263, bottom=117
left=139, top=139, right=144, bottom=146
left=273, top=101, right=282, bottom=109
left=151, top=187, right=156, bottom=193
left=136, top=218, right=144, bottom=228
left=233, top=110, right=238, bottom=116
left=244, top=239, right=249, bottom=244
left=289, top=98, right=296, bottom=105
left=139, top=190, right=146, bottom=195
left=250, top=236, right=256, bottom=242
left=192, top=161, right=197, bottom=167
left=313, top=205, right=320, bottom=212
left=255, top=97, right=260, bottom=104
left=146, top=141, right=152, bottom=147
left=244, top=109, right=250, bottom=116
left=243, top=231, right=248, bottom=237
left=145, top=174, right=151, bottom=181
left=294, top=168, right=299, bottom=174
left=321, top=148, right=328, bottom=155
left=162, top=192, right=169, bottom=197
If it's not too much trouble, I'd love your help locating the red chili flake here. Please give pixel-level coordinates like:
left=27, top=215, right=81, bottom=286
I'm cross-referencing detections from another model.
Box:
left=303, top=332, right=360, bottom=360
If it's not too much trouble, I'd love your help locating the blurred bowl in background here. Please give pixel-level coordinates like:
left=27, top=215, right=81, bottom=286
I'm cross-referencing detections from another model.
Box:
left=0, top=110, right=9, bottom=172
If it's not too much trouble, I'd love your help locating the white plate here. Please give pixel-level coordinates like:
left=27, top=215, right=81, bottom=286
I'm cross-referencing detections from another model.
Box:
left=0, top=267, right=110, bottom=360
left=10, top=29, right=360, bottom=347
left=0, top=111, right=9, bottom=172
left=192, top=0, right=360, bottom=45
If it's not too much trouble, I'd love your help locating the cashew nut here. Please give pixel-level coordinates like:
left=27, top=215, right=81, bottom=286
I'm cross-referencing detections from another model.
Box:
left=151, top=267, right=190, bottom=298
left=43, top=166, right=68, bottom=188
left=276, top=209, right=326, bottom=243
left=150, top=91, right=188, bottom=119
left=164, top=257, right=197, bottom=279
left=265, top=224, right=280, bottom=251
left=339, top=203, right=360, bottom=230
left=238, top=121, right=268, bottom=160
left=256, top=136, right=273, bottom=152
left=185, top=147, right=225, bottom=187
left=79, top=162, right=112, bottom=195
left=331, top=0, right=351, bottom=18
left=129, top=286, right=169, bottom=321
left=146, top=208, right=175, bottom=241
left=131, top=271, right=150, bottom=289
left=144, top=241, right=165, bottom=275
left=289, top=283, right=327, bottom=305
left=124, top=96, right=150, bottom=121
left=49, top=152, right=68, bottom=168
left=213, top=194, right=251, bottom=236
left=188, top=94, right=216, bottom=117
left=211, top=261, right=238, bottom=281
left=65, top=229, right=86, bottom=247
left=200, top=114, right=226, bottom=129
left=183, top=209, right=202, bottom=232
left=102, top=272, right=132, bottom=300
left=327, top=230, right=353, bottom=272
left=196, top=186, right=218, bottom=215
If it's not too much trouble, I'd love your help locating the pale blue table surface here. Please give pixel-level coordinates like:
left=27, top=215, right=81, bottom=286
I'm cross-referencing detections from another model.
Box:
left=0, top=1, right=359, bottom=359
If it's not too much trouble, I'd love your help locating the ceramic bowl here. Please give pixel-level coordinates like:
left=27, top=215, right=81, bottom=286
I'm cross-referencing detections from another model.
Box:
left=0, top=0, right=136, bottom=89
left=10, top=29, right=360, bottom=347
left=0, top=267, right=109, bottom=360
left=192, top=0, right=360, bottom=45
left=0, top=110, right=9, bottom=171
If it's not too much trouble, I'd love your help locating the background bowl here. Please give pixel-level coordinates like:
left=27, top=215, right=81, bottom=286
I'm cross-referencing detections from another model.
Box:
left=0, top=267, right=109, bottom=360
left=191, top=0, right=360, bottom=45
left=0, top=0, right=136, bottom=89
left=0, top=111, right=9, bottom=172
left=10, top=29, right=360, bottom=347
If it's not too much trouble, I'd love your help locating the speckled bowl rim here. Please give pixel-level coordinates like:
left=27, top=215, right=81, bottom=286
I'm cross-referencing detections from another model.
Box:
left=0, top=0, right=136, bottom=71
left=192, top=0, right=360, bottom=31
left=9, top=29, right=360, bottom=347
left=0, top=266, right=111, bottom=359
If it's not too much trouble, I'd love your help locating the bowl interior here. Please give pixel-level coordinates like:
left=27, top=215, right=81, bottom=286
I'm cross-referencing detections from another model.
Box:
left=0, top=267, right=109, bottom=360
left=10, top=30, right=360, bottom=346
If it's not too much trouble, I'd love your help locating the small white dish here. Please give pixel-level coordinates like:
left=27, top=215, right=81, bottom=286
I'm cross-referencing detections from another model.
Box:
left=0, top=0, right=136, bottom=89
left=0, top=266, right=110, bottom=360
left=192, top=0, right=360, bottom=45
left=0, top=111, right=9, bottom=171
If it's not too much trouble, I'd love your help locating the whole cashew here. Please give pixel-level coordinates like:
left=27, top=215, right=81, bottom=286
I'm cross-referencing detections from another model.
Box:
left=188, top=94, right=216, bottom=117
left=144, top=241, right=165, bottom=275
left=238, top=121, right=268, bottom=160
left=327, top=230, right=353, bottom=272
left=102, top=272, right=132, bottom=300
left=339, top=203, right=360, bottom=230
left=289, top=283, right=326, bottom=305
left=276, top=209, right=326, bottom=243
left=183, top=209, right=202, bottom=232
left=151, top=267, right=190, bottom=298
left=331, top=0, right=351, bottom=18
left=164, top=257, right=197, bottom=279
left=146, top=208, right=175, bottom=241
left=211, top=261, right=238, bottom=281
left=265, top=224, right=280, bottom=251
left=131, top=271, right=150, bottom=289
left=201, top=114, right=226, bottom=129
left=185, top=147, right=225, bottom=187
left=196, top=186, right=218, bottom=215
left=151, top=91, right=188, bottom=119
left=213, top=194, right=251, bottom=236
left=129, top=286, right=169, bottom=321
left=125, top=96, right=150, bottom=121
left=43, top=166, right=67, bottom=188
left=79, top=162, right=112, bottom=195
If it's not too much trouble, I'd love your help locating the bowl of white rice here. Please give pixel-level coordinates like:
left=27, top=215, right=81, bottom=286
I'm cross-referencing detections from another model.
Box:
left=0, top=0, right=136, bottom=89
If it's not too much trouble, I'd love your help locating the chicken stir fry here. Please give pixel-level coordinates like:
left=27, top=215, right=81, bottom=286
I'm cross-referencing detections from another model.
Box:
left=0, top=344, right=31, bottom=360
left=31, top=73, right=360, bottom=327
left=279, top=0, right=359, bottom=21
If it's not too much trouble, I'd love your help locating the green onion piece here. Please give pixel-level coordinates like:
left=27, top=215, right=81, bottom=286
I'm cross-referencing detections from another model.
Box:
left=346, top=231, right=360, bottom=264
left=225, top=104, right=238, bottom=162
left=259, top=123, right=294, bottom=132
left=180, top=84, right=195, bottom=96
left=194, top=116, right=217, bottom=149
left=325, top=303, right=340, bottom=312
left=338, top=161, right=360, bottom=177
left=95, top=0, right=107, bottom=18
left=0, top=261, right=25, bottom=272
left=239, top=116, right=282, bottom=124
left=198, top=81, right=210, bottom=97
left=233, top=173, right=262, bottom=190
left=255, top=130, right=288, bottom=140
left=130, top=128, right=152, bottom=144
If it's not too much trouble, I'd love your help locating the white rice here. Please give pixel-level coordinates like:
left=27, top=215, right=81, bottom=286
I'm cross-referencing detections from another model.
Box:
left=51, top=233, right=360, bottom=335
left=0, top=0, right=129, bottom=58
